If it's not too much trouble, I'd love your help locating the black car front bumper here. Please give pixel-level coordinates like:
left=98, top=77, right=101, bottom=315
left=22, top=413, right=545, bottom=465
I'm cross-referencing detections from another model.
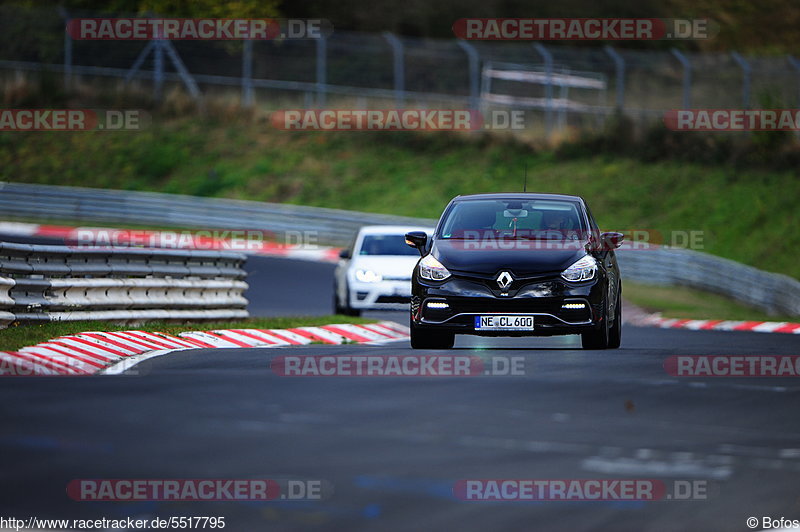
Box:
left=411, top=272, right=607, bottom=337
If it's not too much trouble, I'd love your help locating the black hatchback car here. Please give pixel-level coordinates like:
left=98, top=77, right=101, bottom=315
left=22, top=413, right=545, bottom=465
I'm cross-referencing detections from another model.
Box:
left=405, top=193, right=623, bottom=350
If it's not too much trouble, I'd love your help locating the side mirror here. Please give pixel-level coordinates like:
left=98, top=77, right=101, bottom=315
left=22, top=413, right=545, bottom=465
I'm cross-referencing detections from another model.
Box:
left=338, top=248, right=351, bottom=259
left=600, top=232, right=624, bottom=250
left=405, top=231, right=428, bottom=256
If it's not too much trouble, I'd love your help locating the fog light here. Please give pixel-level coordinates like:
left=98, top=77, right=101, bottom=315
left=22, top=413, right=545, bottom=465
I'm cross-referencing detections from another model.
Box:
left=562, top=303, right=586, bottom=309
left=426, top=301, right=449, bottom=309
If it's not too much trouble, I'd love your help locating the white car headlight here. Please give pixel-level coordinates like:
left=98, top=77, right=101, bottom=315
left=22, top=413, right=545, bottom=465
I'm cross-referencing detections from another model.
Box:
left=355, top=269, right=383, bottom=283
left=419, top=254, right=451, bottom=281
left=561, top=255, right=597, bottom=282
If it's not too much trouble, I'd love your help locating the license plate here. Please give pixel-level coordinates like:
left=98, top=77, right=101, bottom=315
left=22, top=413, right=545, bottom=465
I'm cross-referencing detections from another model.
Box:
left=474, top=315, right=534, bottom=331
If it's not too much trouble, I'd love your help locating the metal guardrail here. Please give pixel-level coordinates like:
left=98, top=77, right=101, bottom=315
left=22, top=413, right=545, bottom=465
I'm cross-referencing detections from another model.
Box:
left=617, top=247, right=800, bottom=317
left=1, top=182, right=798, bottom=317
left=0, top=182, right=438, bottom=248
left=0, top=241, right=248, bottom=327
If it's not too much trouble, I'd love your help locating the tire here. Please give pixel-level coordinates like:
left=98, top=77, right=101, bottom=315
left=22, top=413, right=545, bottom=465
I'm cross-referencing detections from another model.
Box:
left=607, top=289, right=622, bottom=349
left=410, top=317, right=455, bottom=349
left=581, top=299, right=610, bottom=350
left=333, top=283, right=345, bottom=314
left=333, top=283, right=361, bottom=317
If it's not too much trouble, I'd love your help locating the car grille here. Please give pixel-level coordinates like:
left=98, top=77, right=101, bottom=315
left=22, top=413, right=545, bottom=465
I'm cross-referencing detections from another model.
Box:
left=448, top=298, right=560, bottom=314
left=451, top=273, right=561, bottom=296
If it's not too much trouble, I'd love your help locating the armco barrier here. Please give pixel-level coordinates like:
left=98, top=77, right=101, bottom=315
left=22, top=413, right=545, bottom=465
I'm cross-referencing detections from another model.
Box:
left=0, top=182, right=437, bottom=248
left=0, top=241, right=248, bottom=327
left=616, top=247, right=800, bottom=317
left=1, top=182, right=798, bottom=317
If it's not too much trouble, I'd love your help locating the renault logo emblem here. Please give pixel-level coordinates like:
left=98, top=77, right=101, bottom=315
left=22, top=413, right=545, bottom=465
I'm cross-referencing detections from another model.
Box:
left=496, top=271, right=513, bottom=290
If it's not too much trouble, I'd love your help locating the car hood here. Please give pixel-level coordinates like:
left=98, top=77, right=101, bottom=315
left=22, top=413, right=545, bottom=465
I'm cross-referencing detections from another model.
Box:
left=349, top=255, right=419, bottom=279
left=432, top=238, right=590, bottom=277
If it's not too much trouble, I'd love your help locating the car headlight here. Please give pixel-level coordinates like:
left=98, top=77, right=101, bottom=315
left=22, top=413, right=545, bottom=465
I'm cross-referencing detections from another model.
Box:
left=561, top=255, right=597, bottom=282
left=355, top=269, right=383, bottom=283
left=419, top=254, right=451, bottom=281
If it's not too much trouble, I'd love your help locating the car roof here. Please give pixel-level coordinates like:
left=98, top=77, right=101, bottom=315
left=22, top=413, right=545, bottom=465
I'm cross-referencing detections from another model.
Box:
left=357, top=225, right=434, bottom=235
left=452, top=193, right=584, bottom=203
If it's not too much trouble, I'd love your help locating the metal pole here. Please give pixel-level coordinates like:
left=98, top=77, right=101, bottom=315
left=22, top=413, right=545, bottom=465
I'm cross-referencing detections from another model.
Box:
left=58, top=7, right=72, bottom=90
left=788, top=56, right=800, bottom=139
left=316, top=34, right=327, bottom=108
left=671, top=48, right=691, bottom=108
left=788, top=55, right=800, bottom=107
left=125, top=41, right=156, bottom=83
left=558, top=82, right=568, bottom=129
left=731, top=51, right=751, bottom=109
left=383, top=32, right=405, bottom=108
left=533, top=43, right=553, bottom=138
left=480, top=61, right=492, bottom=103
left=242, top=39, right=254, bottom=107
left=457, top=40, right=480, bottom=110
left=161, top=40, right=201, bottom=100
left=153, top=39, right=164, bottom=103
left=604, top=45, right=625, bottom=111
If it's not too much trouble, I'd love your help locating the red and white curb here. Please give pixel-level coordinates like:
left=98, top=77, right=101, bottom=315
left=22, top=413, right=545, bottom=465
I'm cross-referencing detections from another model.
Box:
left=0, top=221, right=341, bottom=262
left=629, top=315, right=800, bottom=335
left=5, top=221, right=799, bottom=336
left=0, top=321, right=409, bottom=376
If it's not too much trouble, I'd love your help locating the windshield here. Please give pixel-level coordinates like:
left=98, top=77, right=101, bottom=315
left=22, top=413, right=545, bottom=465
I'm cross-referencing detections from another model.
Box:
left=358, top=234, right=420, bottom=256
left=439, top=199, right=585, bottom=240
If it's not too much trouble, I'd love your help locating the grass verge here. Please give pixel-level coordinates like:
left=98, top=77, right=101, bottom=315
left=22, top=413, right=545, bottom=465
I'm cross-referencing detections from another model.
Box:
left=623, top=282, right=798, bottom=323
left=0, top=315, right=375, bottom=352
left=2, top=116, right=798, bottom=279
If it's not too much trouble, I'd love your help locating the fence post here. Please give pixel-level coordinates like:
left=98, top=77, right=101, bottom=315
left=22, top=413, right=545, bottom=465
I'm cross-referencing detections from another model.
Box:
left=480, top=61, right=492, bottom=105
left=316, top=34, right=327, bottom=107
left=242, top=39, right=254, bottom=107
left=788, top=55, right=800, bottom=138
left=153, top=39, right=164, bottom=103
left=457, top=40, right=480, bottom=110
left=604, top=45, right=625, bottom=111
left=789, top=55, right=800, bottom=105
left=671, top=48, right=692, bottom=108
left=533, top=43, right=553, bottom=139
left=383, top=32, right=405, bottom=108
left=125, top=41, right=155, bottom=84
left=161, top=41, right=201, bottom=100
left=58, top=7, right=72, bottom=90
left=731, top=51, right=751, bottom=109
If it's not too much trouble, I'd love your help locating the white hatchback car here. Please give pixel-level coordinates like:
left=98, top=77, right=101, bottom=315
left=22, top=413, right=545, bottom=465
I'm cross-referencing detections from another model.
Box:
left=333, top=225, right=433, bottom=316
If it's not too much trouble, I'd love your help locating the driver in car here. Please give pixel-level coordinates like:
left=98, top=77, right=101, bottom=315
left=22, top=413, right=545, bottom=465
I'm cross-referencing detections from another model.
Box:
left=542, top=210, right=580, bottom=240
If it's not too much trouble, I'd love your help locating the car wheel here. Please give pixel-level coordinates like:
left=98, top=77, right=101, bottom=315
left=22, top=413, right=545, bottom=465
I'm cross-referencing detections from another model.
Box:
left=607, top=289, right=622, bottom=349
left=333, top=283, right=345, bottom=314
left=410, top=317, right=455, bottom=349
left=581, top=299, right=610, bottom=350
left=334, top=283, right=361, bottom=317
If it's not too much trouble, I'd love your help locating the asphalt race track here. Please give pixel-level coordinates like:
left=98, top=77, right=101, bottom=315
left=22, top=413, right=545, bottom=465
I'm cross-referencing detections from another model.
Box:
left=1, top=254, right=799, bottom=531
